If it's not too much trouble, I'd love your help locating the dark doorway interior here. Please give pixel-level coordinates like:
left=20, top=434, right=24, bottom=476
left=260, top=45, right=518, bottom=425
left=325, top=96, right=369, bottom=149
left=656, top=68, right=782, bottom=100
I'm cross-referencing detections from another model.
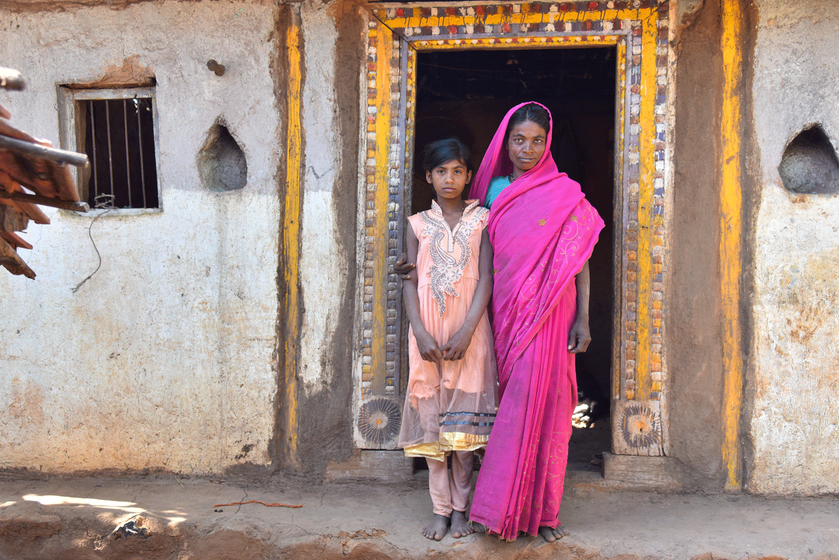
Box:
left=412, top=47, right=616, bottom=470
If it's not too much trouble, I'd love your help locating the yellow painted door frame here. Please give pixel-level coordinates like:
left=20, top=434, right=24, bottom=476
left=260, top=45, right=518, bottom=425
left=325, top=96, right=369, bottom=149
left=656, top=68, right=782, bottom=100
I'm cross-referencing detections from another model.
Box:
left=354, top=2, right=672, bottom=458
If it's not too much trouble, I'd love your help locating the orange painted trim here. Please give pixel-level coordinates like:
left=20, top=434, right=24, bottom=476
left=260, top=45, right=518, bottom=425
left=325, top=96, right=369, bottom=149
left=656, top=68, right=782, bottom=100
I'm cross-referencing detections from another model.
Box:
left=412, top=35, right=621, bottom=50
left=634, top=15, right=658, bottom=400
left=372, top=22, right=394, bottom=395
left=283, top=21, right=303, bottom=467
left=720, top=0, right=744, bottom=490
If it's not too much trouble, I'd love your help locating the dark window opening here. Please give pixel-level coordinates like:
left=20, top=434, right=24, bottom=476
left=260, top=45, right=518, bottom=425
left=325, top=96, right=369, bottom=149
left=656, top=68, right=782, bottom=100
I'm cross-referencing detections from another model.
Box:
left=78, top=97, right=159, bottom=209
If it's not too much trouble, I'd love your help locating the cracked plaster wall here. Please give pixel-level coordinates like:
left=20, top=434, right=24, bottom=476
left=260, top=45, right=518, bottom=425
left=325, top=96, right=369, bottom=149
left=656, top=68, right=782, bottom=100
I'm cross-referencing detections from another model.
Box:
left=298, top=5, right=345, bottom=395
left=749, top=0, right=839, bottom=494
left=0, top=1, right=281, bottom=474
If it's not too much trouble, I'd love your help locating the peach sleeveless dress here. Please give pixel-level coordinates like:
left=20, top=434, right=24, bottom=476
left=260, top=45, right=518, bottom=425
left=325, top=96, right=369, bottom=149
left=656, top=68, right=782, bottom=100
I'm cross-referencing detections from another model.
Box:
left=398, top=199, right=498, bottom=462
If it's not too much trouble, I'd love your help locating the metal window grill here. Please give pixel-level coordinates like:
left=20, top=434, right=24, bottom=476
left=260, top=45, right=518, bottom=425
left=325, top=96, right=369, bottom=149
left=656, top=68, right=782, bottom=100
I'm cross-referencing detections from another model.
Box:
left=77, top=96, right=159, bottom=209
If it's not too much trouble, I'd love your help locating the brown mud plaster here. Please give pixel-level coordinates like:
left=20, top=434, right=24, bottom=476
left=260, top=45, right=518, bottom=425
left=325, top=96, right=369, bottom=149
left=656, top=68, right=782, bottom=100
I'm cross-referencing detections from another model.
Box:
left=737, top=0, right=761, bottom=488
left=677, top=0, right=707, bottom=29
left=268, top=3, right=296, bottom=471
left=67, top=55, right=154, bottom=89
left=669, top=0, right=727, bottom=488
left=668, top=0, right=759, bottom=491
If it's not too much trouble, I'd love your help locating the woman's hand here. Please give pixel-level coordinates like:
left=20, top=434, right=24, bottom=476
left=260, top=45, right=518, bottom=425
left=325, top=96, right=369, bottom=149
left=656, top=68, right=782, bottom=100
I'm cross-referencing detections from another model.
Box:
left=393, top=253, right=416, bottom=281
left=414, top=329, right=443, bottom=362
left=441, top=328, right=473, bottom=361
left=567, top=317, right=591, bottom=353
left=569, top=261, right=592, bottom=353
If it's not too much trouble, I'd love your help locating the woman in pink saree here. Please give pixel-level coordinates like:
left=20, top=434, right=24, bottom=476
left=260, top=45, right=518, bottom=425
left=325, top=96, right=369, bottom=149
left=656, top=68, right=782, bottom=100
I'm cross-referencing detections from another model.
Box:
left=468, top=102, right=604, bottom=541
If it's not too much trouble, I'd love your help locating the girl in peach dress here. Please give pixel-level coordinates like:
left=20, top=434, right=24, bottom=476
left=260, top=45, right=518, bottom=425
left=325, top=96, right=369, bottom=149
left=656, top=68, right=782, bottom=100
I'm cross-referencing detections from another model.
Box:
left=398, top=138, right=497, bottom=541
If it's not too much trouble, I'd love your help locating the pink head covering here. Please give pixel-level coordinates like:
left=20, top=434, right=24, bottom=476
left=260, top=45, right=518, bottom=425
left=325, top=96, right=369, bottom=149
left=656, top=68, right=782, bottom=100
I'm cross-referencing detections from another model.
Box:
left=469, top=101, right=557, bottom=205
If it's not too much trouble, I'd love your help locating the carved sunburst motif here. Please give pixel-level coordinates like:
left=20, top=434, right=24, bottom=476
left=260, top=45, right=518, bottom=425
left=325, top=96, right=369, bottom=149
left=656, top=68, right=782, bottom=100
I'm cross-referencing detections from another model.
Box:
left=620, top=403, right=660, bottom=449
left=358, top=398, right=401, bottom=445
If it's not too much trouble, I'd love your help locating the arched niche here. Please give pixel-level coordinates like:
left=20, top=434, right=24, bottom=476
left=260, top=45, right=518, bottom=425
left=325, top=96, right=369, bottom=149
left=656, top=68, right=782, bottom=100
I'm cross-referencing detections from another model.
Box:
left=779, top=126, right=839, bottom=194
left=197, top=121, right=247, bottom=192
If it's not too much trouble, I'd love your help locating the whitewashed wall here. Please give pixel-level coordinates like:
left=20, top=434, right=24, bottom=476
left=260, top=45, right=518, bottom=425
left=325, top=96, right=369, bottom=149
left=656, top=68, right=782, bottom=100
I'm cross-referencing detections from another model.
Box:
left=298, top=5, right=346, bottom=395
left=0, top=1, right=284, bottom=474
left=749, top=1, right=839, bottom=494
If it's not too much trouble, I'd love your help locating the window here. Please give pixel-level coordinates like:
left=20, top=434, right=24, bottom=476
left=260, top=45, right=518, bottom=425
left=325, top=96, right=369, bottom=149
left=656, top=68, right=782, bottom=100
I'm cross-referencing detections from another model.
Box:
left=59, top=87, right=160, bottom=211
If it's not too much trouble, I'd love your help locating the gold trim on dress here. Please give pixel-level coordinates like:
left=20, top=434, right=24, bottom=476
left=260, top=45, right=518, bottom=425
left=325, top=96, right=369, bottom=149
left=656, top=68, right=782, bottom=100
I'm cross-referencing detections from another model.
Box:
left=403, top=432, right=491, bottom=461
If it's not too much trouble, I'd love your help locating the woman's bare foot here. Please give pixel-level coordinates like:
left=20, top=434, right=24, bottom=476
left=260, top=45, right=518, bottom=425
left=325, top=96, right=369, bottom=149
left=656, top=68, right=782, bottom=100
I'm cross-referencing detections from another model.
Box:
left=450, top=510, right=474, bottom=538
left=423, top=514, right=449, bottom=541
left=538, top=525, right=568, bottom=542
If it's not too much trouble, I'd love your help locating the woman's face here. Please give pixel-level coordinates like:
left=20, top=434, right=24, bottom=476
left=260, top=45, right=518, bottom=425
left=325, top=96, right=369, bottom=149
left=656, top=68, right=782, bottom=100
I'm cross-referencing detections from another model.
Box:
left=506, top=120, right=547, bottom=178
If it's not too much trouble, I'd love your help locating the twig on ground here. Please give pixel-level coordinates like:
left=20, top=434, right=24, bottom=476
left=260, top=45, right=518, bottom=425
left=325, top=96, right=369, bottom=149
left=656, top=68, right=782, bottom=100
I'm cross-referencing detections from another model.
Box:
left=212, top=500, right=302, bottom=509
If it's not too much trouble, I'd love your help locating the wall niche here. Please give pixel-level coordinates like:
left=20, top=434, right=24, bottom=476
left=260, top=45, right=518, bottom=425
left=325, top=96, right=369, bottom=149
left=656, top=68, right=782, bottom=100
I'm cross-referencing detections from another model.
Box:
left=778, top=126, right=839, bottom=194
left=197, top=121, right=247, bottom=192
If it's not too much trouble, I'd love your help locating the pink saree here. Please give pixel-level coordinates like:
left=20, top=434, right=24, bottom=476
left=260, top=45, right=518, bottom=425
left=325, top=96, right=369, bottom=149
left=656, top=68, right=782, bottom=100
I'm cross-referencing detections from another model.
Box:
left=468, top=102, right=604, bottom=539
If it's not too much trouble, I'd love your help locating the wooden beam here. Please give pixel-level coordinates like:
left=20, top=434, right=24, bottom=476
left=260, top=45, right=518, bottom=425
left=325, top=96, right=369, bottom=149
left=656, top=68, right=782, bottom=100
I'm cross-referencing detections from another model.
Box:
left=0, top=190, right=89, bottom=212
left=0, top=236, right=35, bottom=279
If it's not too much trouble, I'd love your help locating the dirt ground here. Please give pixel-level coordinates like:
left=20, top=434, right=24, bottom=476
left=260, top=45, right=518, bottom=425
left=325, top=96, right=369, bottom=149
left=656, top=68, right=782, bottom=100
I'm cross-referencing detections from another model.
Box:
left=1, top=466, right=838, bottom=560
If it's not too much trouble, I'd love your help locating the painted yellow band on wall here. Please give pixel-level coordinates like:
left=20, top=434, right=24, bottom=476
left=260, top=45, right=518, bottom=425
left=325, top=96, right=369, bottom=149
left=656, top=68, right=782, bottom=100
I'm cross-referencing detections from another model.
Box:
left=635, top=15, right=658, bottom=400
left=372, top=22, right=393, bottom=394
left=284, top=22, right=302, bottom=467
left=720, top=0, right=744, bottom=490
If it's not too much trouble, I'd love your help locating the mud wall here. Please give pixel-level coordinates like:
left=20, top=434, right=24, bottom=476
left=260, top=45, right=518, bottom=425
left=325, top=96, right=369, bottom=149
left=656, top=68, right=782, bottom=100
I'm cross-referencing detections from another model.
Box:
left=668, top=1, right=728, bottom=488
left=0, top=1, right=282, bottom=474
left=671, top=0, right=839, bottom=494
left=291, top=0, right=362, bottom=477
left=6, top=0, right=837, bottom=492
left=0, top=0, right=361, bottom=476
left=747, top=1, right=839, bottom=495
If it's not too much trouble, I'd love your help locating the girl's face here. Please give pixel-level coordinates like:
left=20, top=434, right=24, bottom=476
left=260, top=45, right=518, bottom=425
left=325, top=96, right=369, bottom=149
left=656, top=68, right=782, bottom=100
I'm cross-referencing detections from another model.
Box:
left=506, top=120, right=548, bottom=177
left=426, top=159, right=472, bottom=201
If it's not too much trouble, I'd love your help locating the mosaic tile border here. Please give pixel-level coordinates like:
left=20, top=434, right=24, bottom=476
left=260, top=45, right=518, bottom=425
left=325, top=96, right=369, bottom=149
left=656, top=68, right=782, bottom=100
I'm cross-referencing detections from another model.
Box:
left=358, top=0, right=670, bottom=454
left=363, top=21, right=400, bottom=392
left=622, top=10, right=668, bottom=405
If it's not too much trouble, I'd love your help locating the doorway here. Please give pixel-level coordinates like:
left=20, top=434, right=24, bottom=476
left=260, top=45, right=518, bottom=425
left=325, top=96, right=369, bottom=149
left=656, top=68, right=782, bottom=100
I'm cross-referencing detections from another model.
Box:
left=412, top=47, right=617, bottom=469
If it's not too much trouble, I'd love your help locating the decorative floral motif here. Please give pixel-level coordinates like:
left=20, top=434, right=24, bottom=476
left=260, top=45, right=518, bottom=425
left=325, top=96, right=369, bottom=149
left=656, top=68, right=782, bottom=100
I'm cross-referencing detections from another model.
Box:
left=358, top=398, right=402, bottom=445
left=419, top=200, right=487, bottom=316
left=620, top=403, right=661, bottom=449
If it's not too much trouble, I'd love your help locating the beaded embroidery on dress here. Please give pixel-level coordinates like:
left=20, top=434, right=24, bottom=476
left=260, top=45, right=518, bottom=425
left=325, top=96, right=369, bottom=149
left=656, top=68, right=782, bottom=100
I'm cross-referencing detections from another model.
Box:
left=419, top=200, right=488, bottom=316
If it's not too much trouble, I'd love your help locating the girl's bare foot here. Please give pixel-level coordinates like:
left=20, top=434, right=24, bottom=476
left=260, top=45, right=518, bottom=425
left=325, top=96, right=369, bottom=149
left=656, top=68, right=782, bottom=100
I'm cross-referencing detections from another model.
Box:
left=423, top=514, right=449, bottom=541
left=538, top=525, right=568, bottom=542
left=450, top=510, right=474, bottom=538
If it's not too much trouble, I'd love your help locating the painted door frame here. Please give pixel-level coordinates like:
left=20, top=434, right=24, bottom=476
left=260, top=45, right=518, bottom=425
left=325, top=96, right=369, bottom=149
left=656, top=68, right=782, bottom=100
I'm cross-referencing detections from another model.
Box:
left=352, top=1, right=674, bottom=464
